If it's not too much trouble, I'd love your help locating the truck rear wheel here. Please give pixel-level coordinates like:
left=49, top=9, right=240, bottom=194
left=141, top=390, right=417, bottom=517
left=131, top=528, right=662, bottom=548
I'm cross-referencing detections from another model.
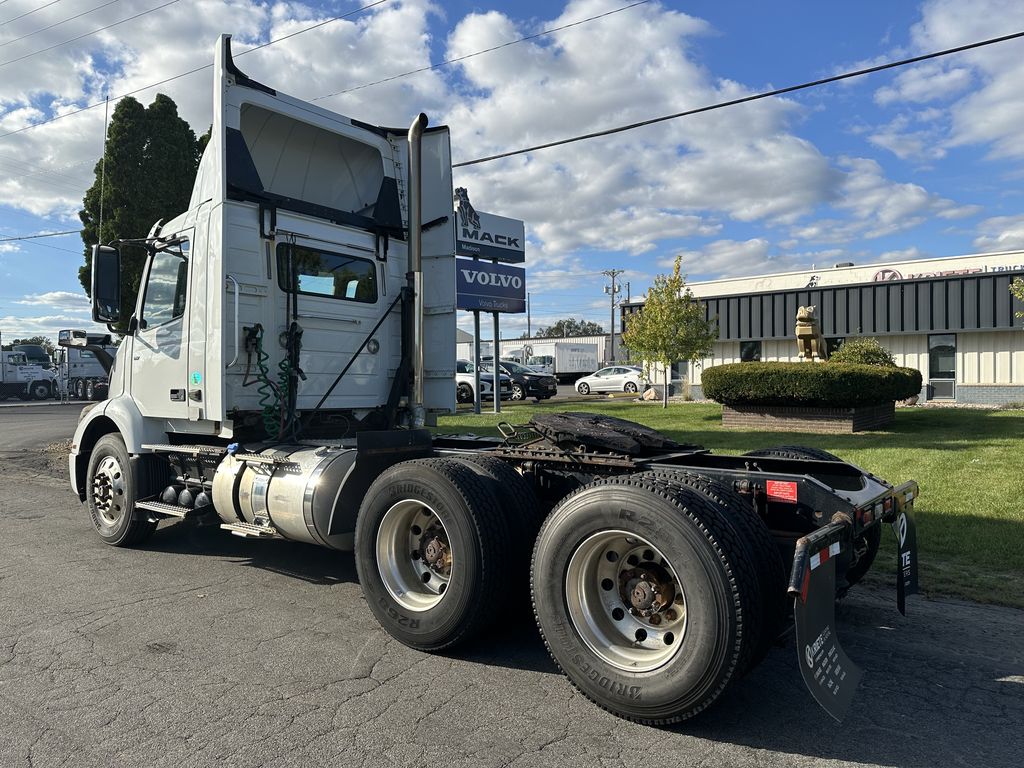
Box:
left=531, top=475, right=761, bottom=724
left=30, top=380, right=51, bottom=400
left=354, top=458, right=511, bottom=651
left=85, top=434, right=157, bottom=547
left=634, top=470, right=786, bottom=672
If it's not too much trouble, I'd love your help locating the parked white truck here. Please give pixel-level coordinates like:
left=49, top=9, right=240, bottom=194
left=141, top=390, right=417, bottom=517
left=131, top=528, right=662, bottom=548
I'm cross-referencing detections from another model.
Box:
left=0, top=350, right=52, bottom=400
left=525, top=340, right=599, bottom=383
left=52, top=329, right=117, bottom=400
left=67, top=35, right=920, bottom=725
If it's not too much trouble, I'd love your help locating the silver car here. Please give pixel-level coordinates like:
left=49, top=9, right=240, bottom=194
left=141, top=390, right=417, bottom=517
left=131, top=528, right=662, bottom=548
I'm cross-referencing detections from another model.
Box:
left=575, top=366, right=649, bottom=395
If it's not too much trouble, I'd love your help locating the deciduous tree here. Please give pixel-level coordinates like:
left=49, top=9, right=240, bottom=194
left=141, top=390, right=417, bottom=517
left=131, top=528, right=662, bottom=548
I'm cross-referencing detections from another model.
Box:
left=622, top=256, right=717, bottom=407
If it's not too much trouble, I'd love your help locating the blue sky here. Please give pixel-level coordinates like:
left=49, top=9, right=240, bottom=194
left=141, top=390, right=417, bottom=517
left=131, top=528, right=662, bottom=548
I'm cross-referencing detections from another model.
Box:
left=3, top=0, right=1024, bottom=341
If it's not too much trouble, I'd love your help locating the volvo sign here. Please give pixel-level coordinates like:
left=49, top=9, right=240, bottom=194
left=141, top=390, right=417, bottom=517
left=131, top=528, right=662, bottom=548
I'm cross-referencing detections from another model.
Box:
left=454, top=187, right=526, bottom=263
left=456, top=259, right=526, bottom=313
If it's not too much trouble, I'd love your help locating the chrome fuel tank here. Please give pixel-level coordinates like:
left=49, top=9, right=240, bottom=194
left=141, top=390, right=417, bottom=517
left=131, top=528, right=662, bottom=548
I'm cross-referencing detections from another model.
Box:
left=212, top=445, right=357, bottom=550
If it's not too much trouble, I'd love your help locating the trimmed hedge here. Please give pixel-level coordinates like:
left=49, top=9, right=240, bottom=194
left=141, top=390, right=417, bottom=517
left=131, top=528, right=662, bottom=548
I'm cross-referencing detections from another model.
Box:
left=702, top=362, right=923, bottom=407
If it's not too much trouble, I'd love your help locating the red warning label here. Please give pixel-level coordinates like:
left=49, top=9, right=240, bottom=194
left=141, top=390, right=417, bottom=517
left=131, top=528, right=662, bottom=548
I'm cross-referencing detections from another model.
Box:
left=766, top=480, right=798, bottom=503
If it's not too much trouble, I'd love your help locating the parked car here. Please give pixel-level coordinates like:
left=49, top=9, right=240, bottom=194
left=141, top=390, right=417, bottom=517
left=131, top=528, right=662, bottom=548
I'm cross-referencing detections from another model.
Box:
left=481, top=359, right=558, bottom=401
left=455, top=359, right=513, bottom=403
left=575, top=365, right=650, bottom=395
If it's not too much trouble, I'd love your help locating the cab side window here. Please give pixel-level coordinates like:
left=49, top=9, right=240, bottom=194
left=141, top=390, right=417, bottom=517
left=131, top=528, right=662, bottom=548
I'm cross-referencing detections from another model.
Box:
left=142, top=244, right=188, bottom=327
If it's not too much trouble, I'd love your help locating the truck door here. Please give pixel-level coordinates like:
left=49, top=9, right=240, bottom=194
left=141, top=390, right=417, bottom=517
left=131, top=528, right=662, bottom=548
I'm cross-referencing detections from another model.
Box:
left=128, top=237, right=192, bottom=420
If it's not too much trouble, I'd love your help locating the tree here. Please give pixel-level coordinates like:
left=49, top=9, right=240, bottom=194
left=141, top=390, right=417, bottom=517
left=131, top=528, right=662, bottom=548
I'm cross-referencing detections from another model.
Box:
left=1012, top=277, right=1024, bottom=319
left=622, top=256, right=717, bottom=408
left=535, top=318, right=605, bottom=338
left=78, top=94, right=200, bottom=332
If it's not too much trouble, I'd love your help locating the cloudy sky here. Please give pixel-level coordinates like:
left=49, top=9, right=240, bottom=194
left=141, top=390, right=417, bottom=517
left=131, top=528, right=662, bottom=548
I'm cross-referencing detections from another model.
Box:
left=2, top=0, right=1024, bottom=342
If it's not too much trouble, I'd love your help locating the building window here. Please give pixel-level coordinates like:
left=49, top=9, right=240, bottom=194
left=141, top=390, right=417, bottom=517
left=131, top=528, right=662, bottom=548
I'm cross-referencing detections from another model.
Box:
left=740, top=340, right=762, bottom=362
left=277, top=243, right=378, bottom=303
left=826, top=337, right=845, bottom=356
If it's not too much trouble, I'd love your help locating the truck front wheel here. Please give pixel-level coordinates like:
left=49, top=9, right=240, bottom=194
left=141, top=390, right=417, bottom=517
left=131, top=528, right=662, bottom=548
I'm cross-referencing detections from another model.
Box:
left=355, top=458, right=511, bottom=651
left=85, top=434, right=157, bottom=546
left=531, top=476, right=761, bottom=724
left=30, top=380, right=51, bottom=400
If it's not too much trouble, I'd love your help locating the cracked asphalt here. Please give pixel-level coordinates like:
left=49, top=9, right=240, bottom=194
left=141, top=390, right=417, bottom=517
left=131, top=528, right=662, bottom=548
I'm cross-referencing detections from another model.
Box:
left=1, top=404, right=1022, bottom=767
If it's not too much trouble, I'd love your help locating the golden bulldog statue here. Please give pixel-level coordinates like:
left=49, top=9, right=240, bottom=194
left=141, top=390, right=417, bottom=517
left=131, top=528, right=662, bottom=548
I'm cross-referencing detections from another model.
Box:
left=795, top=305, right=828, bottom=361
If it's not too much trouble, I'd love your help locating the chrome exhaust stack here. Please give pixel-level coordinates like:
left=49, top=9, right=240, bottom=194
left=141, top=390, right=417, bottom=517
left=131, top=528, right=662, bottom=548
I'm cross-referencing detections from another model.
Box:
left=407, top=112, right=428, bottom=428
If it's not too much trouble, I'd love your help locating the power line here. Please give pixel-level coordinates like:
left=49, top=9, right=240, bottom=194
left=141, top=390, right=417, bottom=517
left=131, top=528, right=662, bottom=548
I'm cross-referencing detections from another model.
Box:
left=453, top=29, right=1024, bottom=168
left=0, top=0, right=63, bottom=27
left=0, top=0, right=181, bottom=68
left=314, top=0, right=651, bottom=100
left=0, top=0, right=123, bottom=49
left=0, top=0, right=388, bottom=139
left=0, top=230, right=78, bottom=243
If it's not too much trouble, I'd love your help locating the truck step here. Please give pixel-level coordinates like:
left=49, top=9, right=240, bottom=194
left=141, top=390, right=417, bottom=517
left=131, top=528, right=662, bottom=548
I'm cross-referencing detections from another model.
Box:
left=141, top=443, right=294, bottom=467
left=136, top=500, right=200, bottom=519
left=220, top=521, right=280, bottom=538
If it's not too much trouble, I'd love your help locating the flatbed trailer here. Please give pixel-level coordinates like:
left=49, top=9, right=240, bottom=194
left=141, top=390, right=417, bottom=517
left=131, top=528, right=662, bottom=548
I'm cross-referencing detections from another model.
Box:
left=66, top=35, right=919, bottom=726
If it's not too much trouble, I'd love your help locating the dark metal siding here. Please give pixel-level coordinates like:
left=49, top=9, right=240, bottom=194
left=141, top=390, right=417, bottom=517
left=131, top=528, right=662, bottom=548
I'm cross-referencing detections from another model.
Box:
left=620, top=270, right=1024, bottom=341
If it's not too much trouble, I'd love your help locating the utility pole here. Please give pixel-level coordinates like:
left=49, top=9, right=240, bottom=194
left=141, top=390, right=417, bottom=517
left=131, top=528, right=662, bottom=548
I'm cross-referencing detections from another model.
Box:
left=527, top=292, right=531, bottom=339
left=602, top=269, right=624, bottom=363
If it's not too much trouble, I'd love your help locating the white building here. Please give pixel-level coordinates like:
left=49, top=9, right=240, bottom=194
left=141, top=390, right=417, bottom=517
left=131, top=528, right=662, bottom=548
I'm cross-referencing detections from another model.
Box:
left=622, top=251, right=1024, bottom=405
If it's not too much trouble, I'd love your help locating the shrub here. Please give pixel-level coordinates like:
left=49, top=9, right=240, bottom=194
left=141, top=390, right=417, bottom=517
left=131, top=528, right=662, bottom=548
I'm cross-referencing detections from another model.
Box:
left=702, top=362, right=922, bottom=407
left=828, top=337, right=896, bottom=367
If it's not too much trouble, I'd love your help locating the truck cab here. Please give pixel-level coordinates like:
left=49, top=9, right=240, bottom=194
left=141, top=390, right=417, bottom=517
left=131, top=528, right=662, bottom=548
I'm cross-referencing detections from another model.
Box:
left=71, top=34, right=456, bottom=488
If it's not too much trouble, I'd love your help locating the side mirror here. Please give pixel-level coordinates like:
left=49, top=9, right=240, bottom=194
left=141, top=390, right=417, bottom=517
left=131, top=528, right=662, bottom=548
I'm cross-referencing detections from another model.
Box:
left=91, top=244, right=121, bottom=323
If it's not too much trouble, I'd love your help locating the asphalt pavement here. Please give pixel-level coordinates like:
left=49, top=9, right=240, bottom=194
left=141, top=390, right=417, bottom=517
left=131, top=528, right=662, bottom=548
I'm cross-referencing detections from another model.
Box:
left=1, top=405, right=1022, bottom=768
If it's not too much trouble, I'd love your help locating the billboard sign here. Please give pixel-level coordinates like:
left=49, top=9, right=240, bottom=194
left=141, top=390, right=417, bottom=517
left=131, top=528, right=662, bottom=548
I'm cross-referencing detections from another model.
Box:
left=454, top=187, right=525, bottom=263
left=456, top=259, right=526, bottom=313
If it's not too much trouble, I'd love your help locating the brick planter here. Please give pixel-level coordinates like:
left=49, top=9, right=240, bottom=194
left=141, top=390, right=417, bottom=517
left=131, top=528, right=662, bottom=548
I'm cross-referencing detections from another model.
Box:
left=721, top=402, right=895, bottom=433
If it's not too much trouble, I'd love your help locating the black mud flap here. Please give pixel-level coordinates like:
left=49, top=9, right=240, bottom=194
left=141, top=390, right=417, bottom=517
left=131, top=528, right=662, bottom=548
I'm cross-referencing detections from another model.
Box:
left=892, top=504, right=919, bottom=615
left=793, top=536, right=863, bottom=722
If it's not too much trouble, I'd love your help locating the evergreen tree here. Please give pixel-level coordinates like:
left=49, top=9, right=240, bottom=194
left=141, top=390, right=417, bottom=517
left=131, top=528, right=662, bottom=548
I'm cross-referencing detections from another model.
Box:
left=536, top=318, right=605, bottom=337
left=78, top=94, right=199, bottom=331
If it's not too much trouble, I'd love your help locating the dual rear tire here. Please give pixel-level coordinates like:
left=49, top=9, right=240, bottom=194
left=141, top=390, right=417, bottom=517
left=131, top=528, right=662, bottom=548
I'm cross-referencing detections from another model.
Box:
left=357, top=459, right=781, bottom=725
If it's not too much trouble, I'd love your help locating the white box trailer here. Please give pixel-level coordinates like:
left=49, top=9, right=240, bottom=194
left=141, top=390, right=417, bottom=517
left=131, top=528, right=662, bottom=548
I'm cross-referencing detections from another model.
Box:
left=64, top=35, right=922, bottom=727
left=524, top=341, right=598, bottom=383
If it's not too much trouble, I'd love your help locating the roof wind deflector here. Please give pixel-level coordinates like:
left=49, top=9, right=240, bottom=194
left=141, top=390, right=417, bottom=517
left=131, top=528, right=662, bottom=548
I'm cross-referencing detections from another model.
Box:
left=223, top=36, right=277, bottom=96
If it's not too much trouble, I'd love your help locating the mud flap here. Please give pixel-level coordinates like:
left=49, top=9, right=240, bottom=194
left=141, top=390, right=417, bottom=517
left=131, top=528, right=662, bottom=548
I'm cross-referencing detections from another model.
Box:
left=892, top=505, right=919, bottom=615
left=793, top=540, right=863, bottom=722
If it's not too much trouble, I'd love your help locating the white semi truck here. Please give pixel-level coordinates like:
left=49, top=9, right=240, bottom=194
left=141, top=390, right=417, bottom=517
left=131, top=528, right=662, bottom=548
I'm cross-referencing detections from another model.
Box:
left=0, top=350, right=52, bottom=400
left=67, top=36, right=920, bottom=725
left=52, top=329, right=117, bottom=400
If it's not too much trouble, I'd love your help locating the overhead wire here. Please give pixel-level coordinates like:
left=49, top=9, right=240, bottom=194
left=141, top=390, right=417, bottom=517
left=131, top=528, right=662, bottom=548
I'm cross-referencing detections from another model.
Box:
left=0, top=0, right=63, bottom=27
left=0, top=0, right=182, bottom=68
left=0, top=0, right=388, bottom=139
left=0, top=0, right=123, bottom=48
left=0, top=230, right=79, bottom=242
left=453, top=29, right=1024, bottom=167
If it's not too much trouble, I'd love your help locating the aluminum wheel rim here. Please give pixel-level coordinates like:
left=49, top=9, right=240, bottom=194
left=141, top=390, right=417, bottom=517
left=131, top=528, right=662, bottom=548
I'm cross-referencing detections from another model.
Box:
left=91, top=455, right=127, bottom=526
left=565, top=529, right=687, bottom=672
left=377, top=499, right=453, bottom=612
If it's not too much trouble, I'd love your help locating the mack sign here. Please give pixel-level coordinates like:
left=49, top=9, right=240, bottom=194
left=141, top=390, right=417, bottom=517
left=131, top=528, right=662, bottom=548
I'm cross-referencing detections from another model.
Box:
left=454, top=187, right=526, bottom=264
left=456, top=259, right=527, bottom=313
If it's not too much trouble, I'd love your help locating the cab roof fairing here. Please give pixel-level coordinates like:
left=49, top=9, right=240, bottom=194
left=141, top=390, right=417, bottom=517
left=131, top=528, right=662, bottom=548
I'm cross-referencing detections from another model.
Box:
left=189, top=34, right=421, bottom=235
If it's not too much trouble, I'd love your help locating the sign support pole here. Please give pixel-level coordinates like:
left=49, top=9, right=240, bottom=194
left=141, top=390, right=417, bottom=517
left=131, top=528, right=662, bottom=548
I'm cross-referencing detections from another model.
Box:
left=472, top=311, right=481, bottom=414
left=492, top=311, right=501, bottom=413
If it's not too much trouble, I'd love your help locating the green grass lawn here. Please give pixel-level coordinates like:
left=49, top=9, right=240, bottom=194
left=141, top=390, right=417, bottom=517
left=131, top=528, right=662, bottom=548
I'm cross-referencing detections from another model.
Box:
left=438, top=401, right=1024, bottom=608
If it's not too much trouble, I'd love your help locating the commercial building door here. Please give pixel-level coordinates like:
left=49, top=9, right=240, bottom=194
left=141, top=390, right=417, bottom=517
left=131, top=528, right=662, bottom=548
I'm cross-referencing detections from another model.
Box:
left=928, top=334, right=956, bottom=399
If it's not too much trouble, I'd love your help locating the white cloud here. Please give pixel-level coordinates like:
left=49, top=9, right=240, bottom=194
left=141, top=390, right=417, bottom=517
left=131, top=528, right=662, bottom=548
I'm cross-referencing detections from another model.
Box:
left=973, top=214, right=1024, bottom=251
left=16, top=290, right=89, bottom=309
